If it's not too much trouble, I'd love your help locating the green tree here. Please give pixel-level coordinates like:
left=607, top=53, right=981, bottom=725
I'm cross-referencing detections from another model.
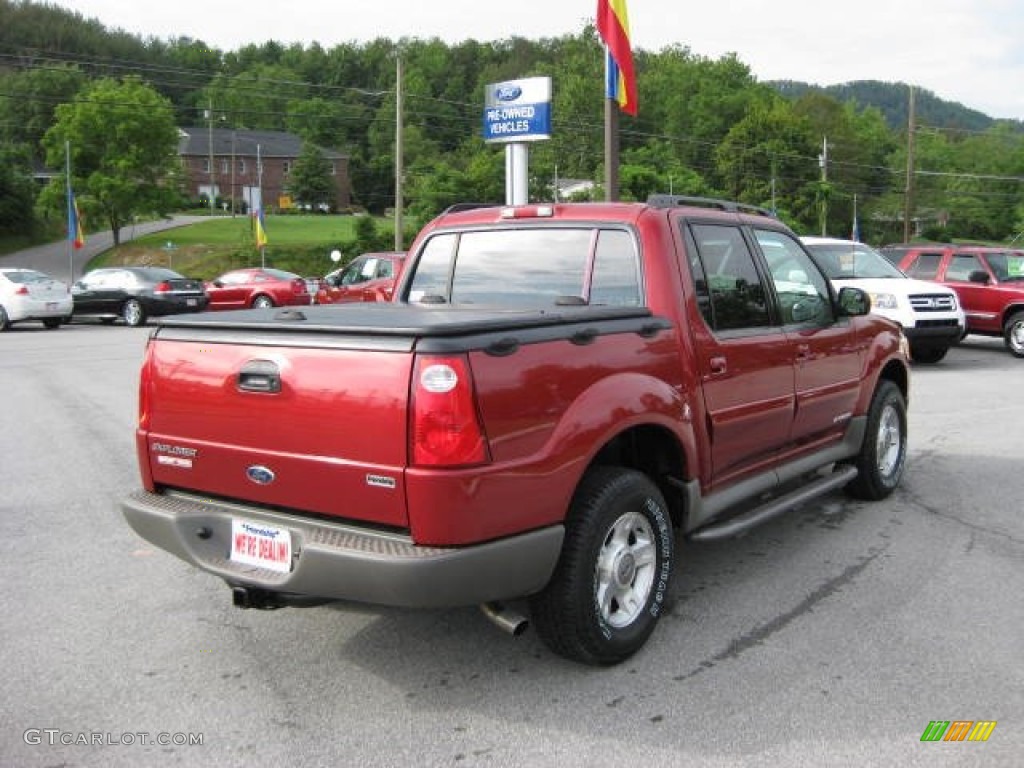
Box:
left=286, top=143, right=336, bottom=211
left=0, top=143, right=37, bottom=237
left=41, top=76, right=180, bottom=245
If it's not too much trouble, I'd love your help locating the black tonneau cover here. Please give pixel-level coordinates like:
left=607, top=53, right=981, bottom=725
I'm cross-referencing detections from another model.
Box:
left=156, top=301, right=653, bottom=337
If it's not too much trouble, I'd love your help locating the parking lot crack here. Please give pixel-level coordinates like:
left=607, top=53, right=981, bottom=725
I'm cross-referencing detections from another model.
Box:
left=674, top=547, right=884, bottom=682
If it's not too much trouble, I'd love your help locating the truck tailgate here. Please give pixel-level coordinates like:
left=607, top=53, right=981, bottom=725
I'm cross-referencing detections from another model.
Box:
left=140, top=327, right=413, bottom=528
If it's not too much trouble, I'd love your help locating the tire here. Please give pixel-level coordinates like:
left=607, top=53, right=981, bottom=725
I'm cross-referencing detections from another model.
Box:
left=0, top=305, right=9, bottom=331
left=529, top=467, right=674, bottom=665
left=122, top=299, right=146, bottom=327
left=909, top=345, right=948, bottom=364
left=42, top=318, right=61, bottom=330
left=1004, top=311, right=1024, bottom=358
left=844, top=380, right=907, bottom=500
left=252, top=295, right=274, bottom=309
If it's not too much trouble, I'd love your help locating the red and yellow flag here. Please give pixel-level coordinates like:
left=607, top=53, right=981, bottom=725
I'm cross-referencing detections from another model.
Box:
left=597, top=0, right=637, bottom=115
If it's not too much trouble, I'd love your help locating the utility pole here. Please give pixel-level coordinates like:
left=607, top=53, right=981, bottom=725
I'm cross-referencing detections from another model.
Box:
left=903, top=86, right=916, bottom=243
left=394, top=53, right=404, bottom=252
left=230, top=128, right=236, bottom=217
left=206, top=98, right=215, bottom=215
left=818, top=136, right=829, bottom=236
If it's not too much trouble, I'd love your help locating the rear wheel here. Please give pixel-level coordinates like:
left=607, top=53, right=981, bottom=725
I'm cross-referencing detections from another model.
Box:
left=252, top=294, right=274, bottom=309
left=909, top=345, right=948, bottom=364
left=529, top=467, right=674, bottom=665
left=122, top=299, right=146, bottom=327
left=844, top=380, right=907, bottom=500
left=1004, top=311, right=1024, bottom=358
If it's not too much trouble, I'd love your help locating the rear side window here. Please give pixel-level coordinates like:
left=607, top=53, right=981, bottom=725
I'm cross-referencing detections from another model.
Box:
left=906, top=253, right=942, bottom=279
left=689, top=223, right=771, bottom=331
left=590, top=229, right=641, bottom=306
left=406, top=227, right=641, bottom=307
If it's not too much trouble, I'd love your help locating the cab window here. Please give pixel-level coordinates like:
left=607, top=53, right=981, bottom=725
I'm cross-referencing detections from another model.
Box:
left=946, top=254, right=984, bottom=282
left=754, top=229, right=833, bottom=326
left=689, top=223, right=770, bottom=331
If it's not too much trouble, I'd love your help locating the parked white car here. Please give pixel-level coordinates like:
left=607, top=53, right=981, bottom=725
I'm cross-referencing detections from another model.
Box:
left=801, top=237, right=966, bottom=363
left=0, top=268, right=73, bottom=331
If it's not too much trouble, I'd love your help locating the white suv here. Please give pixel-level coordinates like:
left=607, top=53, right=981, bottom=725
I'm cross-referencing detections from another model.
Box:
left=802, top=237, right=965, bottom=363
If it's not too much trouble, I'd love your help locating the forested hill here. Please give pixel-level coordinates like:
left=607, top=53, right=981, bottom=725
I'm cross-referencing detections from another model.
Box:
left=770, top=79, right=1016, bottom=132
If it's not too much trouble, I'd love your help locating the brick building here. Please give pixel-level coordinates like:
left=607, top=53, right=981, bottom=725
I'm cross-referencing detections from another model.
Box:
left=177, top=128, right=351, bottom=212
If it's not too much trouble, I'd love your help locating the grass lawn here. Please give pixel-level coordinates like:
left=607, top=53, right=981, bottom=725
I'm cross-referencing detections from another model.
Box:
left=133, top=215, right=361, bottom=247
left=99, top=214, right=384, bottom=279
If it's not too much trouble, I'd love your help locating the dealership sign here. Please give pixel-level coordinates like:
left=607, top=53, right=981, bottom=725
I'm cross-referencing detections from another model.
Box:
left=483, top=77, right=552, bottom=143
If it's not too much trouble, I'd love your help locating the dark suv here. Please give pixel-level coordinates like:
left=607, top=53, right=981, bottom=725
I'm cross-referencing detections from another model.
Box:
left=880, top=244, right=1024, bottom=358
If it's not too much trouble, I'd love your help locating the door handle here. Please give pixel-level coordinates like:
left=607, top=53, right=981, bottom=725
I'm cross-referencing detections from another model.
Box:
left=237, top=359, right=281, bottom=393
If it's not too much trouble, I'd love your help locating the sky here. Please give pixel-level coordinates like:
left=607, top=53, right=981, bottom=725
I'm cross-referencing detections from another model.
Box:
left=52, top=0, right=1024, bottom=120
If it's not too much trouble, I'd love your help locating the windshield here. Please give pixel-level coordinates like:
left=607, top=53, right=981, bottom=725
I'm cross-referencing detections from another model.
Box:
left=804, top=242, right=906, bottom=280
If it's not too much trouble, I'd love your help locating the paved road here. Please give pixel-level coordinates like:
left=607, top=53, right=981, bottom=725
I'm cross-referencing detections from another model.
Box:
left=0, top=216, right=207, bottom=283
left=0, top=326, right=1021, bottom=768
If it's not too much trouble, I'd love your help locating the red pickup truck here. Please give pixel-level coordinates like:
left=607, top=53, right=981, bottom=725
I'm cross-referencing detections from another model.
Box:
left=123, top=197, right=910, bottom=665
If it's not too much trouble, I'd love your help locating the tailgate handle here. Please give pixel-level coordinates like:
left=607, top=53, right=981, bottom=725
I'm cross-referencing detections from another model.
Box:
left=237, top=360, right=281, bottom=393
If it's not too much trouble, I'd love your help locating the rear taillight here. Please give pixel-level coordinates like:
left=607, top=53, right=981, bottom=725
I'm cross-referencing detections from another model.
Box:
left=411, top=355, right=489, bottom=467
left=154, top=281, right=171, bottom=293
left=15, top=285, right=28, bottom=295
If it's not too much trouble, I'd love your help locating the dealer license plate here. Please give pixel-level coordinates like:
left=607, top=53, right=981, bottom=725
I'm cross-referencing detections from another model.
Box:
left=230, top=519, right=292, bottom=573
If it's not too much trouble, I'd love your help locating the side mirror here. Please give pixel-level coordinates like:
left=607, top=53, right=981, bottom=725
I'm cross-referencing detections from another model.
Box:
left=212, top=279, right=224, bottom=288
left=968, top=270, right=990, bottom=284
left=837, top=286, right=870, bottom=317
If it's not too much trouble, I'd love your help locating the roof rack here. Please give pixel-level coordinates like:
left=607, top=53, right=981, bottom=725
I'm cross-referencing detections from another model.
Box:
left=646, top=194, right=776, bottom=218
left=441, top=203, right=502, bottom=214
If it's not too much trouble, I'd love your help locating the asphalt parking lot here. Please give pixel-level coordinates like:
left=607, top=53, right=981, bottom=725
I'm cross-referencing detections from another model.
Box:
left=1, top=322, right=1021, bottom=767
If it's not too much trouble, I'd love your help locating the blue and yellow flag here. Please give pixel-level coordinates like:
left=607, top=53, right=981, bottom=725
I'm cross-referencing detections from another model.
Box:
left=254, top=209, right=268, bottom=248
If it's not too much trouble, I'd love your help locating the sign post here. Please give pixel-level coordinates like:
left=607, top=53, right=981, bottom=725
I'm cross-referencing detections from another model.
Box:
left=483, top=77, right=552, bottom=206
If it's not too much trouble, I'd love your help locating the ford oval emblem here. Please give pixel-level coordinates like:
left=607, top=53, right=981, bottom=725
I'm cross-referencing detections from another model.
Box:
left=246, top=465, right=275, bottom=485
left=496, top=85, right=522, bottom=102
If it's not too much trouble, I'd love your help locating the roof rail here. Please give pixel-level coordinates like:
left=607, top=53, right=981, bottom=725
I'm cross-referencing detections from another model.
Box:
left=441, top=203, right=502, bottom=214
left=646, top=194, right=776, bottom=218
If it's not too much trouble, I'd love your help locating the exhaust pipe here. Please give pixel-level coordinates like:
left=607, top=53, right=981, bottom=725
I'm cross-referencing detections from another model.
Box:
left=480, top=602, right=529, bottom=636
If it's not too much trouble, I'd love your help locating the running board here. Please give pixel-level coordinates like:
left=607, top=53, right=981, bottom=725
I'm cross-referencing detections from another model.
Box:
left=689, top=465, right=859, bottom=542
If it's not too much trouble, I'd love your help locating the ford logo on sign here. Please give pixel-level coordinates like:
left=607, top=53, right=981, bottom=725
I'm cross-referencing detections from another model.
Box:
left=246, top=465, right=276, bottom=485
left=495, top=85, right=522, bottom=102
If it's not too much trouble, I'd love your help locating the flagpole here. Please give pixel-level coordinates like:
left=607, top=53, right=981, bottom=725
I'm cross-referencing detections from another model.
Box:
left=604, top=49, right=620, bottom=202
left=65, top=140, right=74, bottom=284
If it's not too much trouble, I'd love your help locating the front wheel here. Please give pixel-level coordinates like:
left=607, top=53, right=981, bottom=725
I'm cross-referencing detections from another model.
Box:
left=122, top=299, right=146, bottom=327
left=910, top=345, right=948, bottom=364
left=529, top=467, right=674, bottom=665
left=1004, top=312, right=1024, bottom=358
left=844, top=380, right=907, bottom=500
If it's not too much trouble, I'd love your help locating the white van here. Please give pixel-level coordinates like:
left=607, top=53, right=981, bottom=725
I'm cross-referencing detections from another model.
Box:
left=801, top=237, right=966, bottom=363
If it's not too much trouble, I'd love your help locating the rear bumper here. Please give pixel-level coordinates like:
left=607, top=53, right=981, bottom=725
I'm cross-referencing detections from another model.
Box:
left=122, top=489, right=563, bottom=608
